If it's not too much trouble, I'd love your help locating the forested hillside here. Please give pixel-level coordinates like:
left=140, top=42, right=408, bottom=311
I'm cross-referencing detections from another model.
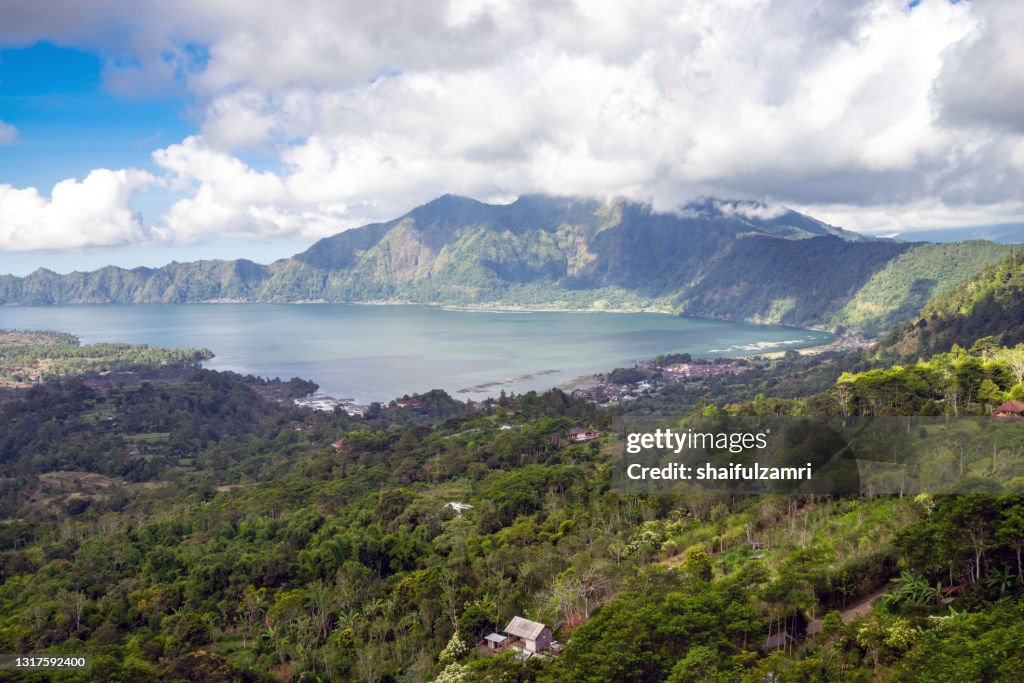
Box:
left=2, top=320, right=1024, bottom=680
left=0, top=195, right=1014, bottom=334
left=880, top=252, right=1024, bottom=361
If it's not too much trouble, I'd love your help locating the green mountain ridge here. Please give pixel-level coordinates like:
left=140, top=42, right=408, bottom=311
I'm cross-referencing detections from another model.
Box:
left=1, top=195, right=1015, bottom=334
left=879, top=251, right=1024, bottom=360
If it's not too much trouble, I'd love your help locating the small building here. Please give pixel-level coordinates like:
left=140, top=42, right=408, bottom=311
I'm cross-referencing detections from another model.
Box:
left=445, top=502, right=474, bottom=515
left=503, top=616, right=553, bottom=654
left=483, top=633, right=508, bottom=651
left=994, top=400, right=1024, bottom=418
left=332, top=439, right=345, bottom=451
left=568, top=427, right=601, bottom=443
left=396, top=398, right=424, bottom=409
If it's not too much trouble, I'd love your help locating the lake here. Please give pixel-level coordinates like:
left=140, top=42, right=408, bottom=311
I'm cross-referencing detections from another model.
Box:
left=0, top=304, right=833, bottom=403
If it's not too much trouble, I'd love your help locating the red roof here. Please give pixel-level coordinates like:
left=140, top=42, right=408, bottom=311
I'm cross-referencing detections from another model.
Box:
left=396, top=398, right=424, bottom=408
left=997, top=400, right=1024, bottom=413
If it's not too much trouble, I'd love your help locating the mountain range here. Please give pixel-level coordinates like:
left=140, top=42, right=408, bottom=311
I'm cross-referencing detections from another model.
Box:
left=1, top=195, right=1015, bottom=335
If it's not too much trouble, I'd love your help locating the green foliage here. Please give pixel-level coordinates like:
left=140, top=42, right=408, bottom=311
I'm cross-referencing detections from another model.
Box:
left=830, top=241, right=1012, bottom=337
left=0, top=328, right=212, bottom=387
left=666, top=645, right=721, bottom=683
left=5, top=269, right=1024, bottom=683
left=681, top=547, right=713, bottom=583
left=829, top=341, right=1024, bottom=416
left=895, top=600, right=1024, bottom=681
left=880, top=251, right=1024, bottom=360
left=438, top=631, right=470, bottom=666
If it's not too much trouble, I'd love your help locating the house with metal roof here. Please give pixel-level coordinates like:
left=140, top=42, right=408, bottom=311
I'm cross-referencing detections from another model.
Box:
left=503, top=616, right=553, bottom=654
left=483, top=633, right=508, bottom=650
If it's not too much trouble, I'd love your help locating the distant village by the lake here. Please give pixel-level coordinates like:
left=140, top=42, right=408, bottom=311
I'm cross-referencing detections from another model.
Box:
left=293, top=355, right=757, bottom=416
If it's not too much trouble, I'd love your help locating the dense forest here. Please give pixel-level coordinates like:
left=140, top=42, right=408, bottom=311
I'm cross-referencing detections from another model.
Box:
left=3, top=255, right=1024, bottom=681
left=879, top=251, right=1024, bottom=361
left=0, top=354, right=1022, bottom=680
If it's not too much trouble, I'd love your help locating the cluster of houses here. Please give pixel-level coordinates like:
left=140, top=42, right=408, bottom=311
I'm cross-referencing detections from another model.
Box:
left=570, top=360, right=747, bottom=407
left=293, top=393, right=365, bottom=416
left=571, top=381, right=652, bottom=404
left=482, top=617, right=562, bottom=659
left=660, top=361, right=746, bottom=381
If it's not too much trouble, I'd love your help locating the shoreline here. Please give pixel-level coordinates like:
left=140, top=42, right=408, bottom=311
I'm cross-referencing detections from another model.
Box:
left=5, top=298, right=833, bottom=332
left=4, top=303, right=846, bottom=406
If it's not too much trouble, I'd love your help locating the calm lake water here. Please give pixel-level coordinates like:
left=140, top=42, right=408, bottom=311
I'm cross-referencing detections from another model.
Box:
left=1, top=304, right=832, bottom=403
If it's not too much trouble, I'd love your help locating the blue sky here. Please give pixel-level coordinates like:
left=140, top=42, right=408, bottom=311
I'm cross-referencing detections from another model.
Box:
left=0, top=42, right=307, bottom=273
left=0, top=0, right=1022, bottom=276
left=0, top=44, right=182, bottom=223
left=0, top=44, right=188, bottom=185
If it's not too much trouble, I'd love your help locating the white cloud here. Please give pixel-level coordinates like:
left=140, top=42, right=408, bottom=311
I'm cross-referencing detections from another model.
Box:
left=934, top=0, right=1024, bottom=134
left=0, top=121, right=16, bottom=144
left=2, top=0, right=1023, bottom=247
left=0, top=169, right=156, bottom=251
left=794, top=199, right=1024, bottom=236
left=152, top=136, right=365, bottom=242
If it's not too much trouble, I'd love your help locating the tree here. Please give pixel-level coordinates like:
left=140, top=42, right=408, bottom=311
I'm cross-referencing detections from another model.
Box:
left=978, top=378, right=1004, bottom=411
left=544, top=565, right=612, bottom=623
left=969, top=336, right=999, bottom=361
left=667, top=645, right=720, bottom=682
left=997, top=345, right=1024, bottom=385
left=57, top=590, right=87, bottom=635
left=438, top=630, right=469, bottom=666
left=456, top=603, right=492, bottom=643
left=681, top=547, right=713, bottom=584
left=174, top=611, right=212, bottom=646
left=997, top=500, right=1024, bottom=579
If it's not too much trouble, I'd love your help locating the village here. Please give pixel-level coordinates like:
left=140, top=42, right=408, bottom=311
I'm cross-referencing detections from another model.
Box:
left=293, top=393, right=366, bottom=416
left=569, top=357, right=749, bottom=406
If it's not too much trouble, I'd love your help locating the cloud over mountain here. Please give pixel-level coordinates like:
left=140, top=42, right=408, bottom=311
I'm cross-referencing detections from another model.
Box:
left=1, top=0, right=1022, bottom=250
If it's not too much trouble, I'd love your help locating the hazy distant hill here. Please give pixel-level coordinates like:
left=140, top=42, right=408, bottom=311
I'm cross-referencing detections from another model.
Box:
left=0, top=195, right=1014, bottom=334
left=894, top=223, right=1024, bottom=244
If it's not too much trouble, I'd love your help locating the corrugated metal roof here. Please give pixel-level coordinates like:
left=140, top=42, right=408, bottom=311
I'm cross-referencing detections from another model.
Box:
left=504, top=616, right=548, bottom=640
